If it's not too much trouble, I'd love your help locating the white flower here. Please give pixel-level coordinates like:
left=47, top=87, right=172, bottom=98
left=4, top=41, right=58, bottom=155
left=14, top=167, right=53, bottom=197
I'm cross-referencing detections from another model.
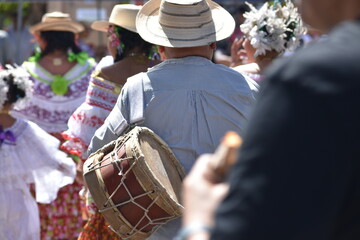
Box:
left=0, top=71, right=9, bottom=111
left=240, top=0, right=307, bottom=58
left=0, top=65, right=33, bottom=110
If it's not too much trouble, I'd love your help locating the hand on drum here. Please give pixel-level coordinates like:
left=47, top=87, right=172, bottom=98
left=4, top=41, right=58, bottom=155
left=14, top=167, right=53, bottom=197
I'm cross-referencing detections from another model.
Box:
left=181, top=154, right=230, bottom=239
left=75, top=160, right=85, bottom=185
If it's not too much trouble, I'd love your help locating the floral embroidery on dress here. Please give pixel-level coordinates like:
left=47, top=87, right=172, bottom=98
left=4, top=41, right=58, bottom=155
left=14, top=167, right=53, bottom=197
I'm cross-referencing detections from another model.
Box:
left=13, top=60, right=96, bottom=133
left=61, top=70, right=122, bottom=158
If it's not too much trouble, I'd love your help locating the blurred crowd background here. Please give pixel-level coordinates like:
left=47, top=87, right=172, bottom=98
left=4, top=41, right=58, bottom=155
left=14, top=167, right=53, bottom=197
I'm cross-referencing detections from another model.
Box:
left=0, top=0, right=267, bottom=65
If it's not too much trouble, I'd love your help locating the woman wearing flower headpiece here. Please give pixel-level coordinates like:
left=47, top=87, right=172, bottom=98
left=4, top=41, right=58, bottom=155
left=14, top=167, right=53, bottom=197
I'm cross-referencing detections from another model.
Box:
left=12, top=11, right=97, bottom=240
left=59, top=4, right=161, bottom=240
left=231, top=0, right=306, bottom=82
left=0, top=66, right=76, bottom=240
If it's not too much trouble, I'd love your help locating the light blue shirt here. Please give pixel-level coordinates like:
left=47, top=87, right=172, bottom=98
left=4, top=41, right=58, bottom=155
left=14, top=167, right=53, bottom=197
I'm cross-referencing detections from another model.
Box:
left=87, top=56, right=258, bottom=239
left=89, top=56, right=258, bottom=172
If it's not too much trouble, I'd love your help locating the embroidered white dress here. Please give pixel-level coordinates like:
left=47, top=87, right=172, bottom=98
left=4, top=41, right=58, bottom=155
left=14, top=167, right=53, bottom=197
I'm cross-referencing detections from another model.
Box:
left=61, top=56, right=121, bottom=221
left=61, top=56, right=118, bottom=159
left=0, top=119, right=76, bottom=240
left=11, top=59, right=96, bottom=240
left=14, top=59, right=96, bottom=133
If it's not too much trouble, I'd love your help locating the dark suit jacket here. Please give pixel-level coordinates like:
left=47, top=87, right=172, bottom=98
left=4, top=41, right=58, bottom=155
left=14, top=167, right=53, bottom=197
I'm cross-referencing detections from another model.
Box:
left=211, top=19, right=360, bottom=240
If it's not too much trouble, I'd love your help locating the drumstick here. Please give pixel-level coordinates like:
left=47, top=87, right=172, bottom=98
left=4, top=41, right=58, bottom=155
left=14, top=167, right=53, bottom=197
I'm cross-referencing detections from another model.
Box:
left=208, top=131, right=242, bottom=182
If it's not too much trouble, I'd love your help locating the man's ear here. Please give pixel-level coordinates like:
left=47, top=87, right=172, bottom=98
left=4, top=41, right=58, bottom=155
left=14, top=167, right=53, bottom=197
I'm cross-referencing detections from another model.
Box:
left=210, top=42, right=217, bottom=50
left=33, top=32, right=46, bottom=49
left=157, top=46, right=167, bottom=60
left=158, top=45, right=165, bottom=53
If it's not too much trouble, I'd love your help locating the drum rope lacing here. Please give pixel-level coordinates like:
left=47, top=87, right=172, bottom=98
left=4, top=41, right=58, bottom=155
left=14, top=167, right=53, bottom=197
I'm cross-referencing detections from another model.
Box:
left=95, top=133, right=177, bottom=239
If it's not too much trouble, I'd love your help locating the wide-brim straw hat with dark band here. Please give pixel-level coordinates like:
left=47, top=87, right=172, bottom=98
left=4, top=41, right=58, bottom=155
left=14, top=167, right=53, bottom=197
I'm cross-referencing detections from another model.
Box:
left=136, top=0, right=235, bottom=48
left=91, top=4, right=141, bottom=33
left=29, top=12, right=84, bottom=34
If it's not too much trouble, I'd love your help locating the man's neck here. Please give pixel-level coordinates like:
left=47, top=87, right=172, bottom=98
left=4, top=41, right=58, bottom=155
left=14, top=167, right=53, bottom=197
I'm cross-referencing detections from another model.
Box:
left=328, top=1, right=360, bottom=31
left=162, top=45, right=215, bottom=60
left=343, top=0, right=360, bottom=20
left=0, top=113, right=16, bottom=129
left=171, top=54, right=209, bottom=59
left=166, top=51, right=212, bottom=60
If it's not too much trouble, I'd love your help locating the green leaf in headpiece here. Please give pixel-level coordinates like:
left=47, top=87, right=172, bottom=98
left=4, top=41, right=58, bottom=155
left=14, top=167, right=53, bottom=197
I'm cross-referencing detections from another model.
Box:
left=51, top=75, right=68, bottom=95
left=67, top=51, right=89, bottom=65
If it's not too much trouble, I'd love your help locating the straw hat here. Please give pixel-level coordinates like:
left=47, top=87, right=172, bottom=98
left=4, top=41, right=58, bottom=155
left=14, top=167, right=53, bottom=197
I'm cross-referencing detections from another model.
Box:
left=29, top=12, right=84, bottom=34
left=91, top=4, right=141, bottom=33
left=136, top=0, right=235, bottom=48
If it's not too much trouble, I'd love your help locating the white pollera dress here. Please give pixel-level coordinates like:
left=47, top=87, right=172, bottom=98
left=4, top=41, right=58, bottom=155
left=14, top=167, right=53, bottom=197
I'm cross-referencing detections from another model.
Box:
left=0, top=118, right=76, bottom=240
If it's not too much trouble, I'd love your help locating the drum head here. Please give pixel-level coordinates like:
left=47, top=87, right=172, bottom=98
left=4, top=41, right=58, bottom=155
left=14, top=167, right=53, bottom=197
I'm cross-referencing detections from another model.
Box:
left=138, top=130, right=183, bottom=203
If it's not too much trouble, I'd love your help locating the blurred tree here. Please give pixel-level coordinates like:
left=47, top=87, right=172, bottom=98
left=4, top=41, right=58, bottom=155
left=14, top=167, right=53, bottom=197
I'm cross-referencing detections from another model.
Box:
left=0, top=2, right=30, bottom=28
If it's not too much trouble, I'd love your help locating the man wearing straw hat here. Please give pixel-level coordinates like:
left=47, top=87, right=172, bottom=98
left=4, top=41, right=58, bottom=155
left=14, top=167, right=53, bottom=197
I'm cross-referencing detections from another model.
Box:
left=180, top=0, right=360, bottom=239
left=89, top=0, right=258, bottom=239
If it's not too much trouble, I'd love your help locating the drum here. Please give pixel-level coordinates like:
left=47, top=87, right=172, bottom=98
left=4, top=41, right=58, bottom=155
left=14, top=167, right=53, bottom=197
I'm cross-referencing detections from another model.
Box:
left=83, top=127, right=185, bottom=240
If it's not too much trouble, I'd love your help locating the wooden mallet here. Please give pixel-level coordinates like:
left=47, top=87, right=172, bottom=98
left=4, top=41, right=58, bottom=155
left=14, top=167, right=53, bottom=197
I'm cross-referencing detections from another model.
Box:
left=208, top=131, right=242, bottom=182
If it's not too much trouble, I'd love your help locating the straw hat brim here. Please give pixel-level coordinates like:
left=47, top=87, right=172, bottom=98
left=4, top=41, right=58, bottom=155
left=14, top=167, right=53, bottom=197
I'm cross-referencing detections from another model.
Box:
left=91, top=20, right=137, bottom=33
left=29, top=21, right=84, bottom=34
left=136, top=0, right=235, bottom=48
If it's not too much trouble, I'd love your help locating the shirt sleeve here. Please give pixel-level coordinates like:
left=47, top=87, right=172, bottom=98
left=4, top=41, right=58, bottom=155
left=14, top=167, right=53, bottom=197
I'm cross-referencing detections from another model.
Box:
left=87, top=72, right=145, bottom=156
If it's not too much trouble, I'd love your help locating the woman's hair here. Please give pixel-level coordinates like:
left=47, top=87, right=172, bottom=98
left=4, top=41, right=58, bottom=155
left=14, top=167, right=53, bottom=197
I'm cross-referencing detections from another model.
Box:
left=113, top=26, right=154, bottom=62
left=4, top=74, right=26, bottom=105
left=40, top=31, right=82, bottom=57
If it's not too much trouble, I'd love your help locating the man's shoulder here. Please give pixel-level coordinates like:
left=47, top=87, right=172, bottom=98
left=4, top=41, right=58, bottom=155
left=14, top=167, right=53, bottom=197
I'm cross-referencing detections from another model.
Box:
left=124, top=71, right=146, bottom=88
left=266, top=27, right=360, bottom=93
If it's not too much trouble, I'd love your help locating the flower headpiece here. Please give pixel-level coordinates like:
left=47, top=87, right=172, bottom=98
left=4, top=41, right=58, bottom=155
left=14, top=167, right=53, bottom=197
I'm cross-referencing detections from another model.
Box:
left=0, top=65, right=33, bottom=111
left=107, top=25, right=160, bottom=60
left=240, top=0, right=306, bottom=57
left=108, top=25, right=125, bottom=57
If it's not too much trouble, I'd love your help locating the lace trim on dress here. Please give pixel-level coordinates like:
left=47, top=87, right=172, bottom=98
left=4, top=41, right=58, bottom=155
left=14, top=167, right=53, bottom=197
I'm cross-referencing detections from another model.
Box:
left=86, top=70, right=122, bottom=110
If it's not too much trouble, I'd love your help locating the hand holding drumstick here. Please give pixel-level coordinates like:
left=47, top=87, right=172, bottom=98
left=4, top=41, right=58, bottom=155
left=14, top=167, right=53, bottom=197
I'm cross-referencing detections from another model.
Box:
left=207, top=131, right=242, bottom=183
left=179, top=132, right=242, bottom=240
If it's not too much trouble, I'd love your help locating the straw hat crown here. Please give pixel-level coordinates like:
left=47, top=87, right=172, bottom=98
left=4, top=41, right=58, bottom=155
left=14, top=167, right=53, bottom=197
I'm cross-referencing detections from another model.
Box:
left=136, top=0, right=235, bottom=48
left=42, top=12, right=71, bottom=22
left=30, top=11, right=84, bottom=34
left=91, top=4, right=141, bottom=33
